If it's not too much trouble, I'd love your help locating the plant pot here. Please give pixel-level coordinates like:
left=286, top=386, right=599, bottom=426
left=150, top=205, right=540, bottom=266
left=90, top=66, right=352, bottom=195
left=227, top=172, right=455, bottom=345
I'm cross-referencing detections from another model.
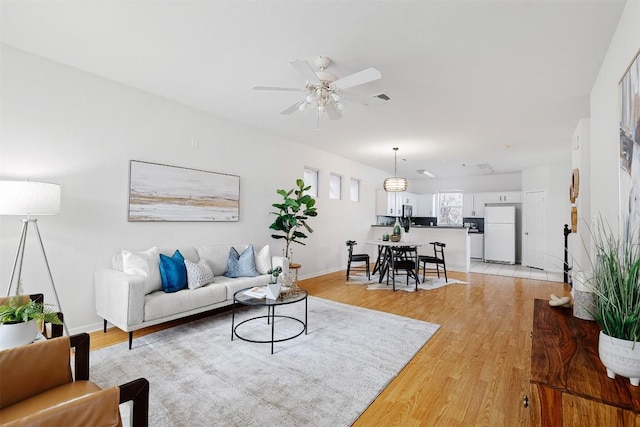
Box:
left=0, top=319, right=39, bottom=350
left=265, top=283, right=281, bottom=300
left=598, top=331, right=640, bottom=386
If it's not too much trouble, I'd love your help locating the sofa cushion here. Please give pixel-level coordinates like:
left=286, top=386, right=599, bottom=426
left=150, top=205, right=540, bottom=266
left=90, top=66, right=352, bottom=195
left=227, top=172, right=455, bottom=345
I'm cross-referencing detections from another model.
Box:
left=122, top=247, right=162, bottom=295
left=184, top=259, right=214, bottom=290
left=254, top=245, right=272, bottom=275
left=159, top=251, right=187, bottom=293
left=196, top=245, right=235, bottom=276
left=212, top=274, right=270, bottom=299
left=224, top=245, right=259, bottom=278
left=159, top=247, right=199, bottom=263
left=143, top=283, right=227, bottom=322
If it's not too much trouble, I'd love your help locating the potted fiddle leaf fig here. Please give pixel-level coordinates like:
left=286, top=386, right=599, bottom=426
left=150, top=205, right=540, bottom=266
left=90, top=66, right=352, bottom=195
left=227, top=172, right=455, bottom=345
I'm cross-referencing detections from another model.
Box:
left=269, top=179, right=318, bottom=258
left=588, top=218, right=640, bottom=386
left=0, top=294, right=62, bottom=350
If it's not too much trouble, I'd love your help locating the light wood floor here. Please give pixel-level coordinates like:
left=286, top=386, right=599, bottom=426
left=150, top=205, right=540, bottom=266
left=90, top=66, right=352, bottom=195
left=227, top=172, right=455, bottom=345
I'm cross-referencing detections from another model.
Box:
left=90, top=269, right=570, bottom=426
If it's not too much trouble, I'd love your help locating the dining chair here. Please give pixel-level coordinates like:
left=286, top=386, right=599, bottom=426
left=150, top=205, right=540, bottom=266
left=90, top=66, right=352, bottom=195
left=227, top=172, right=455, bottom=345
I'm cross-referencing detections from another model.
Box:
left=419, top=241, right=448, bottom=282
left=388, top=246, right=419, bottom=290
left=346, top=240, right=370, bottom=281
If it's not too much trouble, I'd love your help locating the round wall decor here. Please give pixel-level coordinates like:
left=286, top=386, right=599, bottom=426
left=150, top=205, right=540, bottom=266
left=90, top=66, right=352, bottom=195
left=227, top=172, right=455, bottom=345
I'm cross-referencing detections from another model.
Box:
left=572, top=168, right=580, bottom=200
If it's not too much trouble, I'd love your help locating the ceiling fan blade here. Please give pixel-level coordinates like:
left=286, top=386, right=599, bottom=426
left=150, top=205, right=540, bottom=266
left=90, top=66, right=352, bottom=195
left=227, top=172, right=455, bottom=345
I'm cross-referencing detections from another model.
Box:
left=290, top=59, right=322, bottom=85
left=252, top=86, right=301, bottom=92
left=342, top=92, right=388, bottom=106
left=325, top=102, right=342, bottom=120
left=280, top=99, right=304, bottom=115
left=333, top=67, right=382, bottom=90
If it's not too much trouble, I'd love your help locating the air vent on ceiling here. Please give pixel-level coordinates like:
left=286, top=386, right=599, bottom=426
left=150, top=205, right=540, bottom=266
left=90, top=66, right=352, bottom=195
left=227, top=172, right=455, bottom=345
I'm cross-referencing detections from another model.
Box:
left=477, top=163, right=493, bottom=175
left=374, top=93, right=391, bottom=101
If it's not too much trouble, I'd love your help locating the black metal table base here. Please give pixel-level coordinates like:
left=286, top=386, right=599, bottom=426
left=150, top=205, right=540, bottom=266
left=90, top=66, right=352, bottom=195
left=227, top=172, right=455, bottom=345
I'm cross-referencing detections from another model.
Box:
left=231, top=290, right=308, bottom=354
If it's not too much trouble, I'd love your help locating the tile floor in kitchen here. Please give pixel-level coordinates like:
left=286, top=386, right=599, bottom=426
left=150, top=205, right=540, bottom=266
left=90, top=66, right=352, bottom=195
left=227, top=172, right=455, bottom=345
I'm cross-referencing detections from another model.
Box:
left=469, top=260, right=565, bottom=283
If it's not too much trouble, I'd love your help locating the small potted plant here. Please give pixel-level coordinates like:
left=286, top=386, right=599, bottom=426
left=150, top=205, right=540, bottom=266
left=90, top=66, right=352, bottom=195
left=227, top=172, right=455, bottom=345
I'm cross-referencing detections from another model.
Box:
left=265, top=266, right=283, bottom=300
left=588, top=219, right=640, bottom=386
left=0, top=294, right=62, bottom=350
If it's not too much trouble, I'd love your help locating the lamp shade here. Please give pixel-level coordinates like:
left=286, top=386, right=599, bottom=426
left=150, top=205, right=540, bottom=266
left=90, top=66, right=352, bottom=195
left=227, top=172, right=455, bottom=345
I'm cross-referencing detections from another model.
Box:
left=0, top=181, right=61, bottom=215
left=383, top=177, right=408, bottom=192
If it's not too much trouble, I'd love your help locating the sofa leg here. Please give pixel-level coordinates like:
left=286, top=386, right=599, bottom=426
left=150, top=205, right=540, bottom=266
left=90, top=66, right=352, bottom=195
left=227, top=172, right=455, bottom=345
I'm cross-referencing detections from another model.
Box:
left=103, top=319, right=107, bottom=333
left=129, top=331, right=133, bottom=350
left=119, top=378, right=150, bottom=427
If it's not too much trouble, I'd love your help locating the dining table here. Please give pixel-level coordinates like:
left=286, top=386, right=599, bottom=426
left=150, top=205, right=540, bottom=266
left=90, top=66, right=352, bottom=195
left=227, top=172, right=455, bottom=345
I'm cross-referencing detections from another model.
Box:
left=365, top=240, right=430, bottom=290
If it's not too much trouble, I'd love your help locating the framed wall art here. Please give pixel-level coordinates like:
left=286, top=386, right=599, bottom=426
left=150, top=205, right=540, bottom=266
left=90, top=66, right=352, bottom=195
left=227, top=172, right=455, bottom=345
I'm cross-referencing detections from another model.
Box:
left=128, top=160, right=240, bottom=222
left=619, top=48, right=640, bottom=238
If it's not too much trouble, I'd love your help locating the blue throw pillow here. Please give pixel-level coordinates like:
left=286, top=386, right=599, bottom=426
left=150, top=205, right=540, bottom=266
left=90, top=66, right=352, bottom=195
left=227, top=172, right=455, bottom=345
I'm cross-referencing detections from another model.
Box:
left=159, top=250, right=187, bottom=293
left=224, top=245, right=259, bottom=278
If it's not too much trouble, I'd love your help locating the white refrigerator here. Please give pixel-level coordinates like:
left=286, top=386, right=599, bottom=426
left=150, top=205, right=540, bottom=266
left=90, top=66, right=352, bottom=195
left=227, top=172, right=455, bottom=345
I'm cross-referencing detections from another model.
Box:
left=484, top=205, right=516, bottom=264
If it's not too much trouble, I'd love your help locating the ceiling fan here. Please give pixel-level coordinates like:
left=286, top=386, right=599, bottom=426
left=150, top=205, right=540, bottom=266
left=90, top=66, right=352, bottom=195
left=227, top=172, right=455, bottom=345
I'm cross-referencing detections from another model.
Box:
left=253, top=56, right=388, bottom=122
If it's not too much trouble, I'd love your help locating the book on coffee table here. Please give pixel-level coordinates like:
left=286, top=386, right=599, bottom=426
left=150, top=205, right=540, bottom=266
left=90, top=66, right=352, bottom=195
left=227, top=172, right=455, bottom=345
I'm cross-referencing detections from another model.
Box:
left=243, top=287, right=267, bottom=299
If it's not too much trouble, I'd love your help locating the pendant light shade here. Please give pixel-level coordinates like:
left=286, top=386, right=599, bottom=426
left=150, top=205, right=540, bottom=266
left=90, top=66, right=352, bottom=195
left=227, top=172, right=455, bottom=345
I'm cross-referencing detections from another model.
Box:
left=383, top=147, right=408, bottom=192
left=383, top=176, right=408, bottom=192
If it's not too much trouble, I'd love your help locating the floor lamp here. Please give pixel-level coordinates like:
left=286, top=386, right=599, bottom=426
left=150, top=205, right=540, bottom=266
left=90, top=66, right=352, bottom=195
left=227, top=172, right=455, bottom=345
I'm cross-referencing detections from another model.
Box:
left=0, top=180, right=69, bottom=336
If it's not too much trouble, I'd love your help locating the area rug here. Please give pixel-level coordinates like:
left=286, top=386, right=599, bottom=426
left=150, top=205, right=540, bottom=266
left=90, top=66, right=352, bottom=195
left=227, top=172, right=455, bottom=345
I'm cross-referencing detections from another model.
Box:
left=90, top=296, right=440, bottom=426
left=349, top=274, right=469, bottom=292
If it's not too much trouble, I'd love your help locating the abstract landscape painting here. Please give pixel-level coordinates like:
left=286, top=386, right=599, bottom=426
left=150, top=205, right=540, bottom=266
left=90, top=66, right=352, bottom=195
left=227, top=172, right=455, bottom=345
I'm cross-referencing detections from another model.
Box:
left=619, top=49, right=640, bottom=238
left=128, top=160, right=239, bottom=221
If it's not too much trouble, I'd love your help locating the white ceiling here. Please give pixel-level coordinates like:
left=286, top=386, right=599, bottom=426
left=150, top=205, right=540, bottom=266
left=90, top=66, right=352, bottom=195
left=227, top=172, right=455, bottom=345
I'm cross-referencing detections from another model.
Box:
left=0, top=0, right=626, bottom=180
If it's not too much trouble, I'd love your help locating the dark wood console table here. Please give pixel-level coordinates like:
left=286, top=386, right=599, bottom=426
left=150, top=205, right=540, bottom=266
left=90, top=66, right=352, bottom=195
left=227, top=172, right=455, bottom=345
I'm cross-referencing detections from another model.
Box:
left=529, top=298, right=640, bottom=426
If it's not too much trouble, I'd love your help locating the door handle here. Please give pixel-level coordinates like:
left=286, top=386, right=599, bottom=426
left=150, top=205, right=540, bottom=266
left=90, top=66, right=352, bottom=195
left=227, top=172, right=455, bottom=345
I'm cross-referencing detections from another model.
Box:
left=525, top=232, right=529, bottom=235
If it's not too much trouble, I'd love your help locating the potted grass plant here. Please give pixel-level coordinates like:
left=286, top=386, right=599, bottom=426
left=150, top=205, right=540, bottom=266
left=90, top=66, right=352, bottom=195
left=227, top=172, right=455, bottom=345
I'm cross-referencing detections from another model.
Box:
left=588, top=219, right=640, bottom=386
left=0, top=294, right=62, bottom=350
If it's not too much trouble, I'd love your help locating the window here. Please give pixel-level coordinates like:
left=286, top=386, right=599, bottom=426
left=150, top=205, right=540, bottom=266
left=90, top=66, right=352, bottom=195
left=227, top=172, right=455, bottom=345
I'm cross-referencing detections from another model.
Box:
left=350, top=178, right=360, bottom=202
left=329, top=174, right=342, bottom=200
left=437, top=191, right=463, bottom=226
left=303, top=168, right=319, bottom=197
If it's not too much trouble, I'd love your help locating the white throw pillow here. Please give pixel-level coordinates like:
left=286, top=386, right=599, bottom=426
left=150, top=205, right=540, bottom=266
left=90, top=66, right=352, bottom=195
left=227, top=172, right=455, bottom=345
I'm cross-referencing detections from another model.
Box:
left=122, top=247, right=162, bottom=294
left=184, top=259, right=214, bottom=290
left=254, top=245, right=271, bottom=275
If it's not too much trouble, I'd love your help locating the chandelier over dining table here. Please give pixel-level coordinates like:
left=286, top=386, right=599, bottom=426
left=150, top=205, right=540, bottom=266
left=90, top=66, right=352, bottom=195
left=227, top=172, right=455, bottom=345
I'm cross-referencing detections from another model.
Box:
left=384, top=147, right=408, bottom=192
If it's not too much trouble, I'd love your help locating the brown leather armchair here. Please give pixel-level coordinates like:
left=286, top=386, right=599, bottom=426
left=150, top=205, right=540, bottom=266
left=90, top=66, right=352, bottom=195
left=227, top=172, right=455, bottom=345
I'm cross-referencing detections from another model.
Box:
left=0, top=333, right=149, bottom=427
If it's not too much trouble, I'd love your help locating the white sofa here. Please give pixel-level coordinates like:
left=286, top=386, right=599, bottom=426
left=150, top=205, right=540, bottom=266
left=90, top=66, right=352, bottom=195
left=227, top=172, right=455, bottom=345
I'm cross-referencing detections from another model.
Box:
left=95, top=244, right=288, bottom=349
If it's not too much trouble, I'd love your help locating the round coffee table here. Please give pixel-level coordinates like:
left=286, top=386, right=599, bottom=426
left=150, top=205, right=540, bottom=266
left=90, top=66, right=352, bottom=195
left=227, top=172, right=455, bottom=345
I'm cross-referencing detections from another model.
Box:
left=231, top=287, right=307, bottom=354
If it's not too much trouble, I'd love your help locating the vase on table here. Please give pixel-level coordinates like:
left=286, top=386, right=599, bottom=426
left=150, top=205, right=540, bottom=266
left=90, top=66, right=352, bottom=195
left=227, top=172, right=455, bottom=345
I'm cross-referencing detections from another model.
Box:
left=265, top=282, right=281, bottom=300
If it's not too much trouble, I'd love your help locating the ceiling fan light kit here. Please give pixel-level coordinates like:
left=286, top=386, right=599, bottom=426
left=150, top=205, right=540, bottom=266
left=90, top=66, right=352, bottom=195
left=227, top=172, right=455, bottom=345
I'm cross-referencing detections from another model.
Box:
left=384, top=147, right=408, bottom=192
left=253, top=56, right=387, bottom=127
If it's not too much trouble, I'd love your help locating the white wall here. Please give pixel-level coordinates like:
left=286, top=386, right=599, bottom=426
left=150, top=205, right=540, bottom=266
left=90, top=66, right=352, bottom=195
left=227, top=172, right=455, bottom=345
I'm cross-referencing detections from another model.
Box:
left=571, top=118, right=591, bottom=274
left=590, top=1, right=640, bottom=230
left=0, top=45, right=387, bottom=333
left=409, top=172, right=522, bottom=194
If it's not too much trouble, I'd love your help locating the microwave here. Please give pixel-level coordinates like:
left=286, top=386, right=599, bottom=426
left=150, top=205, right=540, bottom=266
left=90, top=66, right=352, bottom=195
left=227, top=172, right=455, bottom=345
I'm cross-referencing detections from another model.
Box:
left=402, top=204, right=413, bottom=218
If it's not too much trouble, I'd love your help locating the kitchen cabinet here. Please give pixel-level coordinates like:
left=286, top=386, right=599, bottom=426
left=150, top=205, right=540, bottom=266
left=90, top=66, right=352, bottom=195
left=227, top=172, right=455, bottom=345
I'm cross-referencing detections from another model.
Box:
left=376, top=189, right=397, bottom=216
left=376, top=190, right=410, bottom=216
left=463, top=193, right=485, bottom=218
left=469, top=233, right=484, bottom=260
left=483, top=191, right=522, bottom=204
left=416, top=193, right=435, bottom=217
left=528, top=299, right=640, bottom=426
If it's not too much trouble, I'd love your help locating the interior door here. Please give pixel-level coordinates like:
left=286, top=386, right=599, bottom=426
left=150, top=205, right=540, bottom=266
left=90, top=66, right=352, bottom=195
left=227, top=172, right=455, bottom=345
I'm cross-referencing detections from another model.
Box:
left=523, top=190, right=546, bottom=269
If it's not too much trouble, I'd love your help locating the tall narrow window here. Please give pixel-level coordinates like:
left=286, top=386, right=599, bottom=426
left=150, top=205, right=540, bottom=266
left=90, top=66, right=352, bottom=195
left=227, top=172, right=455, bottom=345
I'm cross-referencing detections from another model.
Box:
left=304, top=168, right=319, bottom=197
left=329, top=174, right=342, bottom=200
left=437, top=191, right=463, bottom=226
left=350, top=178, right=360, bottom=202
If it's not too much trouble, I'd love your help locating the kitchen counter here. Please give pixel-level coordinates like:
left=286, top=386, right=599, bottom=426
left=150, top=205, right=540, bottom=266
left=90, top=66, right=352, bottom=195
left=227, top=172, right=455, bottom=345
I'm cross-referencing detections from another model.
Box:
left=373, top=224, right=484, bottom=233
left=368, top=225, right=470, bottom=272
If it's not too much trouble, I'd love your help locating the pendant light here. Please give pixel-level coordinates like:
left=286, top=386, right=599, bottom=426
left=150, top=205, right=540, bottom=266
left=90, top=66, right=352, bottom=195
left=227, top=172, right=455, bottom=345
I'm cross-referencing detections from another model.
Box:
left=383, top=147, right=408, bottom=192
